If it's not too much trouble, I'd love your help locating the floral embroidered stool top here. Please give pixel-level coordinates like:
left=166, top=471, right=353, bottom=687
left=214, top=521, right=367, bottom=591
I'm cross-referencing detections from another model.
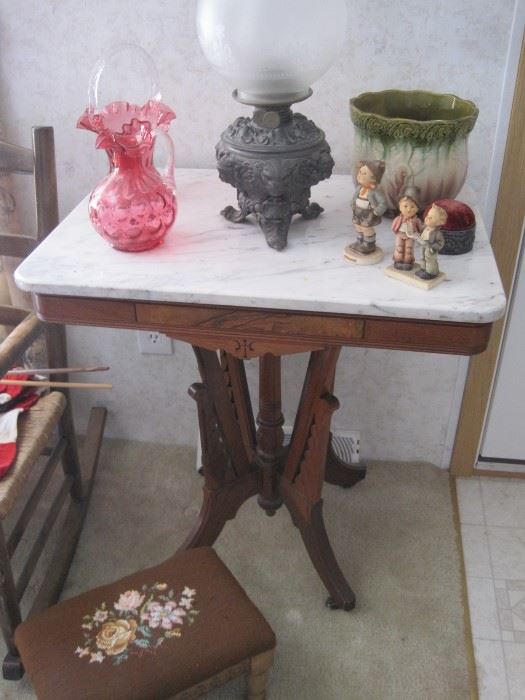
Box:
left=15, top=547, right=276, bottom=700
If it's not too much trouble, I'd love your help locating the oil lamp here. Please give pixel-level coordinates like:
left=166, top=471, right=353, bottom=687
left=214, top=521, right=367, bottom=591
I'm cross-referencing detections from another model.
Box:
left=196, top=0, right=347, bottom=250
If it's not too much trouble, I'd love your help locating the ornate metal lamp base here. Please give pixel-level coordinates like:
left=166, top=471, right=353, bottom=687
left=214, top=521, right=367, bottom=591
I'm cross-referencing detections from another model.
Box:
left=216, top=106, right=335, bottom=250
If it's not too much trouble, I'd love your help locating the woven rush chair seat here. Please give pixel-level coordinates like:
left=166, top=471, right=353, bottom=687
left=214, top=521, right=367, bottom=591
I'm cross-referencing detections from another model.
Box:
left=15, top=547, right=276, bottom=700
left=0, top=392, right=66, bottom=519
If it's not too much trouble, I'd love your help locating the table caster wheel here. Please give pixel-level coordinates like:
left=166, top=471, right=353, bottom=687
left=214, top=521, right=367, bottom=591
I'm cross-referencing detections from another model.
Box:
left=3, top=654, right=24, bottom=680
left=325, top=595, right=356, bottom=611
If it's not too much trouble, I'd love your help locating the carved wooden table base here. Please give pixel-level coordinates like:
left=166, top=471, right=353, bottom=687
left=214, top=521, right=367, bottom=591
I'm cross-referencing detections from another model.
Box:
left=30, top=293, right=493, bottom=609
left=180, top=345, right=365, bottom=611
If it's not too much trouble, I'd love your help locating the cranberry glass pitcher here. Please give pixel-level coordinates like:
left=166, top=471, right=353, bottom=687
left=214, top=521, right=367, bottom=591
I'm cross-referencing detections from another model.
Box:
left=77, top=45, right=177, bottom=252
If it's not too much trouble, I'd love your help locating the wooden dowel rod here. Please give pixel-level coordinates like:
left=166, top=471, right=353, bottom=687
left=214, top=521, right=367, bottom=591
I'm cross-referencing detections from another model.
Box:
left=16, top=476, right=72, bottom=602
left=7, top=365, right=110, bottom=376
left=0, top=379, right=112, bottom=389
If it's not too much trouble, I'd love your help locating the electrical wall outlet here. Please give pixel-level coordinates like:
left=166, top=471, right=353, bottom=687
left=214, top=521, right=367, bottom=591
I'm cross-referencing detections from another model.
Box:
left=136, top=330, right=173, bottom=355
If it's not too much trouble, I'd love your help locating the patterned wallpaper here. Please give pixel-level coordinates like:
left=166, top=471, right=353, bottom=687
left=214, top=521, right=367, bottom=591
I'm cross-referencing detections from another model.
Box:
left=0, top=0, right=515, bottom=464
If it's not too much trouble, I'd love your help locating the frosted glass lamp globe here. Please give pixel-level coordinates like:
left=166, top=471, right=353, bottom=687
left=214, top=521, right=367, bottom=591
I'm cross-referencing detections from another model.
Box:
left=196, top=0, right=347, bottom=105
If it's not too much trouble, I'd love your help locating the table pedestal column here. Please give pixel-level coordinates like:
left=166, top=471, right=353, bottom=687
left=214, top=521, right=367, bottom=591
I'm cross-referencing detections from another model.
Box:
left=256, top=354, right=285, bottom=516
left=178, top=345, right=366, bottom=610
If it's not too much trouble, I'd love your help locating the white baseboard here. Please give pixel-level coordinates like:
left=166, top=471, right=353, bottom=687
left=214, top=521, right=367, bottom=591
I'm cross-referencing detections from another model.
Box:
left=476, top=460, right=525, bottom=474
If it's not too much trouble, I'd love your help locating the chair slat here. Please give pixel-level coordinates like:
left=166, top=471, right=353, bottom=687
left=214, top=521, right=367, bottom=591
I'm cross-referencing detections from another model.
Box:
left=29, top=407, right=107, bottom=617
left=6, top=439, right=66, bottom=557
left=33, top=128, right=59, bottom=241
left=0, top=141, right=33, bottom=175
left=0, top=234, right=37, bottom=259
left=28, top=500, right=83, bottom=616
left=0, top=305, right=32, bottom=327
left=15, top=475, right=72, bottom=602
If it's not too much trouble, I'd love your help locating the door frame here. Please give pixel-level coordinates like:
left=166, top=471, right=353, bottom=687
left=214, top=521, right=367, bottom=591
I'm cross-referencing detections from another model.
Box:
left=450, top=28, right=525, bottom=477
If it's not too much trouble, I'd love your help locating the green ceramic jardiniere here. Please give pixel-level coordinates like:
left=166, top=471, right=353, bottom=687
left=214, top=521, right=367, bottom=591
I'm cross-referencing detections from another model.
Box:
left=349, top=90, right=478, bottom=216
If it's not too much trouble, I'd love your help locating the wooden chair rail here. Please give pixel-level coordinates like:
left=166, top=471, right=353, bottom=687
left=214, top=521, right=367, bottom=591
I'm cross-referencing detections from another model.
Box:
left=0, top=140, right=33, bottom=174
left=0, top=234, right=37, bottom=259
left=0, top=305, right=34, bottom=328
left=6, top=440, right=66, bottom=557
left=15, top=473, right=73, bottom=602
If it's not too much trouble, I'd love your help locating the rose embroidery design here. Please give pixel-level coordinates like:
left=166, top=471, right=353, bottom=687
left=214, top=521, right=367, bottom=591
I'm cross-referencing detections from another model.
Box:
left=75, top=583, right=198, bottom=665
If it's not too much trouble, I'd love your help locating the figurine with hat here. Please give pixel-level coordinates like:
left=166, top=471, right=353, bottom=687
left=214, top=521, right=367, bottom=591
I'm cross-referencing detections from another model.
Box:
left=385, top=195, right=448, bottom=290
left=344, top=159, right=387, bottom=265
left=391, top=186, right=422, bottom=271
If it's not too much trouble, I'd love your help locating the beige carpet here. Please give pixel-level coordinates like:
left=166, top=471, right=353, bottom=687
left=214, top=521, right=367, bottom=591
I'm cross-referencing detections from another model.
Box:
left=0, top=439, right=474, bottom=699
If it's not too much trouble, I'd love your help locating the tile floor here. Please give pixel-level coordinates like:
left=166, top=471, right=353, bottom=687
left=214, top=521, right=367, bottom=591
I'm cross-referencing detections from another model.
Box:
left=457, top=476, right=525, bottom=700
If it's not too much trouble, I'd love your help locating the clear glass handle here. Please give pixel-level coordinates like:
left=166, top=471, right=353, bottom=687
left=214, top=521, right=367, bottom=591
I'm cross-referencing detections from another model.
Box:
left=86, top=43, right=176, bottom=190
left=88, top=43, right=162, bottom=113
left=153, top=129, right=176, bottom=192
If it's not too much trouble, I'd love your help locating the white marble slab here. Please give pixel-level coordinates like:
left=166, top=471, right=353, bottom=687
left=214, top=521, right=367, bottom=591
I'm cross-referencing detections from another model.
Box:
left=15, top=169, right=505, bottom=323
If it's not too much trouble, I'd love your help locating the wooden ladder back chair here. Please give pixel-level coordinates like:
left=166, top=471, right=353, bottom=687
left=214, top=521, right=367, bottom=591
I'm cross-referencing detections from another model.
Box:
left=0, top=127, right=107, bottom=680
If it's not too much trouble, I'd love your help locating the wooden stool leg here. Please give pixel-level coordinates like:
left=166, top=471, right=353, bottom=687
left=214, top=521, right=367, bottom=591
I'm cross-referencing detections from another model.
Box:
left=247, top=649, right=274, bottom=700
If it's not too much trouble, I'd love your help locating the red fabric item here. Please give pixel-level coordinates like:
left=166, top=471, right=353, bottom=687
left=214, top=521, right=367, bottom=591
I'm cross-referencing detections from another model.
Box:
left=0, top=371, right=32, bottom=410
left=0, top=441, right=16, bottom=476
left=0, top=369, right=41, bottom=478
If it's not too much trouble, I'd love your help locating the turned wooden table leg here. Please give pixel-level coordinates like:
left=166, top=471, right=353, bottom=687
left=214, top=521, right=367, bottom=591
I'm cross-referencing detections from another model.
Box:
left=256, top=354, right=284, bottom=516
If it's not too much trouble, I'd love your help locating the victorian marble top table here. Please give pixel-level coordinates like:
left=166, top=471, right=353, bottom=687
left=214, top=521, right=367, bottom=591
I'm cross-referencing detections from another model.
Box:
left=15, top=169, right=505, bottom=611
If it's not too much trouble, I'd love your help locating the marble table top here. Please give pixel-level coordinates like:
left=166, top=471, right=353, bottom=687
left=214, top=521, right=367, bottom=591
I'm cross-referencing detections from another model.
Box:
left=15, top=169, right=505, bottom=324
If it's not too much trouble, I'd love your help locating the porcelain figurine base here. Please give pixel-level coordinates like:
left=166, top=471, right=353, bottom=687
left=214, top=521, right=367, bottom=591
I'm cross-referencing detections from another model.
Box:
left=344, top=245, right=384, bottom=266
left=384, top=264, right=446, bottom=290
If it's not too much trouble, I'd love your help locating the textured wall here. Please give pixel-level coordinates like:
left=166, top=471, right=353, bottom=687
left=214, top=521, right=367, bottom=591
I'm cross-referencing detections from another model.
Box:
left=0, top=0, right=515, bottom=464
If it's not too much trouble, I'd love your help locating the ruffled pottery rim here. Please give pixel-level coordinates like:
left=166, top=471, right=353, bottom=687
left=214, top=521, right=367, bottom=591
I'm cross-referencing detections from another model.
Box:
left=349, top=90, right=478, bottom=145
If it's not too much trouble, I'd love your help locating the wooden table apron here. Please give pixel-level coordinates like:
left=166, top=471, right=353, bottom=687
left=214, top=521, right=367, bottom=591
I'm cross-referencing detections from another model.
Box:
left=33, top=292, right=492, bottom=611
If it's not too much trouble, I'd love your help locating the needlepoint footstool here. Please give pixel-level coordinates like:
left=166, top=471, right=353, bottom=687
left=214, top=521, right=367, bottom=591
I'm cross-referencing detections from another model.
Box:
left=14, top=547, right=276, bottom=699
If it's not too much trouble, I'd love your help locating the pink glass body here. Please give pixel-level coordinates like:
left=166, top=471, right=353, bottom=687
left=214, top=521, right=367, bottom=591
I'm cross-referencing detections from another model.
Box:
left=77, top=101, right=176, bottom=252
